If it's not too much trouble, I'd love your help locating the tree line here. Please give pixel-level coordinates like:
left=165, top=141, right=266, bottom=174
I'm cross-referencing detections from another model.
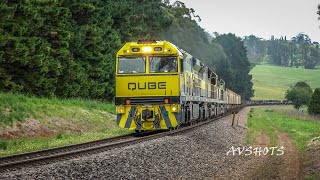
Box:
left=244, top=33, right=320, bottom=69
left=0, top=0, right=253, bottom=101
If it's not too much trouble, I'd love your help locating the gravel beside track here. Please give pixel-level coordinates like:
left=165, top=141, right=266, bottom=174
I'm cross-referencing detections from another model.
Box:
left=0, top=107, right=252, bottom=180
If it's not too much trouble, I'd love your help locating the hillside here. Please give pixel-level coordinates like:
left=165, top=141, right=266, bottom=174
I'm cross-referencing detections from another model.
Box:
left=250, top=65, right=320, bottom=100
left=0, top=93, right=129, bottom=156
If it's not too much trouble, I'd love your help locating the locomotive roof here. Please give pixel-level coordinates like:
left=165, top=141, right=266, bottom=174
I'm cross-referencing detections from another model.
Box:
left=117, top=40, right=183, bottom=58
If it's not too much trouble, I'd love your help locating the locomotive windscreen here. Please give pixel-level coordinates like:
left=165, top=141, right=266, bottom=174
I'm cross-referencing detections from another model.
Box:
left=149, top=56, right=178, bottom=73
left=118, top=56, right=146, bottom=74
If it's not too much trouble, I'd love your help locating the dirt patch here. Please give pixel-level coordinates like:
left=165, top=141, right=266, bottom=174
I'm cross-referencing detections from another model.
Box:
left=46, top=117, right=90, bottom=133
left=0, top=118, right=55, bottom=139
left=250, top=132, right=301, bottom=180
left=0, top=110, right=116, bottom=139
left=277, top=132, right=300, bottom=179
left=255, top=133, right=271, bottom=146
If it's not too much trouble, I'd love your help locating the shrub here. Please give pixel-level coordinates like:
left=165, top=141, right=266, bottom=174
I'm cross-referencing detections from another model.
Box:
left=56, top=134, right=63, bottom=140
left=285, top=81, right=313, bottom=109
left=308, top=88, right=320, bottom=115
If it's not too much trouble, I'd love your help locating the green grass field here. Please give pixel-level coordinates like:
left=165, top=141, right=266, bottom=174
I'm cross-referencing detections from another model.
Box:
left=0, top=93, right=130, bottom=156
left=250, top=65, right=320, bottom=100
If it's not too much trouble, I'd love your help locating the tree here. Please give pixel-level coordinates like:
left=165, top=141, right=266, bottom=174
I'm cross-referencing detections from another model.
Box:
left=288, top=41, right=298, bottom=67
left=267, top=37, right=291, bottom=66
left=243, top=35, right=268, bottom=64
left=308, top=88, right=320, bottom=115
left=304, top=45, right=320, bottom=69
left=291, top=33, right=311, bottom=44
left=294, top=81, right=313, bottom=89
left=285, top=81, right=313, bottom=109
left=214, top=34, right=254, bottom=100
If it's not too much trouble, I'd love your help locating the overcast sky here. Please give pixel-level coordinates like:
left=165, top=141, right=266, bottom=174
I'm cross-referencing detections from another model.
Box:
left=171, top=0, right=320, bottom=42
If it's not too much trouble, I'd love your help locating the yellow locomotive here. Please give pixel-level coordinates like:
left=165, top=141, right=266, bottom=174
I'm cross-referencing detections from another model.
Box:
left=115, top=40, right=241, bottom=131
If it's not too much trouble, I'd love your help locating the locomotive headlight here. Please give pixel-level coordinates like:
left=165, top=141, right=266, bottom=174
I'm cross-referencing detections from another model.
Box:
left=117, top=106, right=125, bottom=114
left=142, top=46, right=152, bottom=53
left=171, top=105, right=178, bottom=112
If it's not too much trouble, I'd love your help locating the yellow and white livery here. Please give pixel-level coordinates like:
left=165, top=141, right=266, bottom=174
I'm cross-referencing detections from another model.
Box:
left=115, top=40, right=241, bottom=131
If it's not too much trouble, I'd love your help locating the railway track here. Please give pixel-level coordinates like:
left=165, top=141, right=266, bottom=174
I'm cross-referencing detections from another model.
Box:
left=0, top=106, right=245, bottom=172
left=0, top=133, right=135, bottom=170
left=1, top=103, right=288, bottom=171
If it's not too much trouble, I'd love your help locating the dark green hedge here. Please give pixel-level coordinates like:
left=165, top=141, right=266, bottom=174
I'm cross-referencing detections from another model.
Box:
left=0, top=0, right=170, bottom=100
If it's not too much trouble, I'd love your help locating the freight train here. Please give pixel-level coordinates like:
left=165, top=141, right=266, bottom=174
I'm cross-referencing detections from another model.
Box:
left=115, top=40, right=241, bottom=131
left=246, top=100, right=292, bottom=106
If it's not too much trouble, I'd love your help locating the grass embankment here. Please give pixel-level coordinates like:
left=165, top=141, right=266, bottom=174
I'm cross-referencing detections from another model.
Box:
left=250, top=65, right=320, bottom=100
left=246, top=106, right=320, bottom=151
left=0, top=93, right=130, bottom=157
